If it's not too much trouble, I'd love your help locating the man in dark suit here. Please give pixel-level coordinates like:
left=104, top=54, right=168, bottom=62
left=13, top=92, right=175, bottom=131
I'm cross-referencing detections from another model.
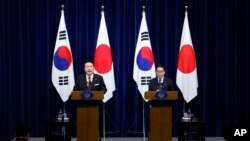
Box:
left=74, top=61, right=107, bottom=93
left=148, top=64, right=174, bottom=91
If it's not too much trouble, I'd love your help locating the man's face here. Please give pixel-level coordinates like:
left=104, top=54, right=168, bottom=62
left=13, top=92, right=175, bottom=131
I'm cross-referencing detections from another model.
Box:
left=84, top=62, right=94, bottom=76
left=156, top=67, right=165, bottom=79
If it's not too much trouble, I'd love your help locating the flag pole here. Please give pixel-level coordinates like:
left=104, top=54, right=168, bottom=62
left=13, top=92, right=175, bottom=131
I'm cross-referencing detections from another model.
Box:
left=63, top=102, right=67, bottom=119
left=60, top=4, right=68, bottom=121
left=143, top=101, right=146, bottom=141
left=103, top=103, right=106, bottom=141
left=61, top=5, right=67, bottom=137
left=101, top=6, right=106, bottom=141
left=182, top=5, right=189, bottom=115
left=141, top=6, right=146, bottom=141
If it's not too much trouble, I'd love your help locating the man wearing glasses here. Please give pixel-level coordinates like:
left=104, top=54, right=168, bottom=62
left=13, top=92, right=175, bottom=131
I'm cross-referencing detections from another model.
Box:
left=148, top=64, right=174, bottom=91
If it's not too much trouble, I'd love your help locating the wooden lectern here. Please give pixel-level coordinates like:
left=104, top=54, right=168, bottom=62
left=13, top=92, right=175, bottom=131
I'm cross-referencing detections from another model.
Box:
left=71, top=91, right=104, bottom=141
left=145, top=91, right=178, bottom=141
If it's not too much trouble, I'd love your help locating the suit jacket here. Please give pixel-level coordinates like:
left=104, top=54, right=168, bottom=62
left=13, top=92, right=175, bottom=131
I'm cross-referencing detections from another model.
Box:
left=148, top=77, right=174, bottom=91
left=74, top=74, right=107, bottom=93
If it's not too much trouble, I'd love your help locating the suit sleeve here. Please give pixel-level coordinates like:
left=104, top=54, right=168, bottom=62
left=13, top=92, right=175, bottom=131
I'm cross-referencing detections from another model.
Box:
left=73, top=75, right=81, bottom=91
left=100, top=76, right=107, bottom=93
left=168, top=78, right=174, bottom=90
left=73, top=75, right=83, bottom=91
left=148, top=79, right=153, bottom=91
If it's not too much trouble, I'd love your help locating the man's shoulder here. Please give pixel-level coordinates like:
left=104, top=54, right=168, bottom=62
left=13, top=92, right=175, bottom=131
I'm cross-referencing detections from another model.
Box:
left=164, top=77, right=173, bottom=84
left=150, top=77, right=158, bottom=83
left=77, top=74, right=85, bottom=78
left=94, top=74, right=103, bottom=79
left=151, top=77, right=158, bottom=81
left=165, top=77, right=173, bottom=81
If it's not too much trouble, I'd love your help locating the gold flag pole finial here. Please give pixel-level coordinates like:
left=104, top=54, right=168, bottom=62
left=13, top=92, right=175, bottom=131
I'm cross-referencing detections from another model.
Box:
left=101, top=6, right=104, bottom=11
left=61, top=5, right=65, bottom=11
left=142, top=6, right=146, bottom=15
left=185, top=6, right=188, bottom=15
left=101, top=5, right=104, bottom=14
left=142, top=6, right=146, bottom=11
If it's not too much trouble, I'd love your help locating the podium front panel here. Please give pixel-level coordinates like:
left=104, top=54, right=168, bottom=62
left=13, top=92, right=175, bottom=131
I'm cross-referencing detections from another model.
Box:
left=77, top=106, right=99, bottom=141
left=150, top=106, right=172, bottom=141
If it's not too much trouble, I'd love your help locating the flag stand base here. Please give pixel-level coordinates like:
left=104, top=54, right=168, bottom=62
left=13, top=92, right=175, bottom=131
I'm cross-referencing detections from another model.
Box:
left=126, top=101, right=148, bottom=141
left=102, top=103, right=121, bottom=139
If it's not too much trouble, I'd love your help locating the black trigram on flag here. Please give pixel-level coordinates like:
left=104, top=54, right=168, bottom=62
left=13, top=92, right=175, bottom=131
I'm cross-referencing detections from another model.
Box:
left=141, top=76, right=151, bottom=85
left=141, top=32, right=149, bottom=41
left=58, top=76, right=68, bottom=85
left=59, top=30, right=67, bottom=40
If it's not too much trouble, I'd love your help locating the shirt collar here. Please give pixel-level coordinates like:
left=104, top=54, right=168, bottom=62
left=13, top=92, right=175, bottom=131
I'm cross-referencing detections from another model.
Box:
left=86, top=74, right=94, bottom=81
left=158, top=77, right=164, bottom=82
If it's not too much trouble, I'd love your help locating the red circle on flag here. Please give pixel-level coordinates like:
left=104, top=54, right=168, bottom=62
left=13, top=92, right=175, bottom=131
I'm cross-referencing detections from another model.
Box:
left=177, top=44, right=196, bottom=74
left=94, top=44, right=112, bottom=74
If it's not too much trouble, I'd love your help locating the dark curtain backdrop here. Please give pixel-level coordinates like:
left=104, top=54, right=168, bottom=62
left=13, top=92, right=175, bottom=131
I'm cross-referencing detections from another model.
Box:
left=0, top=0, right=250, bottom=140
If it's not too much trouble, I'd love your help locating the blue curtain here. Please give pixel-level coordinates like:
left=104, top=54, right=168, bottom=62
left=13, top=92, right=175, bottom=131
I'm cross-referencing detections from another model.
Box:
left=0, top=0, right=250, bottom=140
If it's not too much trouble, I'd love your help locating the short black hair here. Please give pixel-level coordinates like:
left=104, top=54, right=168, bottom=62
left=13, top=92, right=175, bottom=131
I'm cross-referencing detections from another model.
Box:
left=156, top=64, right=165, bottom=71
left=16, top=123, right=29, bottom=137
left=84, top=60, right=94, bottom=66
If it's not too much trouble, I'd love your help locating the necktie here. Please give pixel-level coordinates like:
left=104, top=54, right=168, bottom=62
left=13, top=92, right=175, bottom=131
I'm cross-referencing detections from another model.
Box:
left=158, top=78, right=162, bottom=85
left=158, top=78, right=162, bottom=91
left=88, top=76, right=92, bottom=89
